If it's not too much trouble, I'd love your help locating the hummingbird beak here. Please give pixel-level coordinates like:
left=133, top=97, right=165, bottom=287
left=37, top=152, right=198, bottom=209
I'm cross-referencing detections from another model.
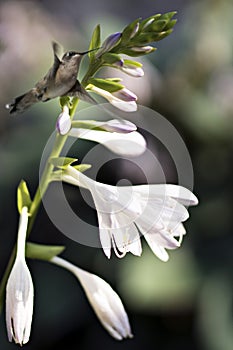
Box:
left=78, top=47, right=101, bottom=55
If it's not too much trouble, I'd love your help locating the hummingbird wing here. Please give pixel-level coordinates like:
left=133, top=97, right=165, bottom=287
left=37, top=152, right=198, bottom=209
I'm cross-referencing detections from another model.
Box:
left=34, top=41, right=63, bottom=97
left=67, top=80, right=99, bottom=105
left=45, top=41, right=62, bottom=81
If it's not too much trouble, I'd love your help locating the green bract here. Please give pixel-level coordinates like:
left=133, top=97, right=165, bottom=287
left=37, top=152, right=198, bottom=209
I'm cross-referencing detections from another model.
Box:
left=88, top=24, right=101, bottom=62
left=50, top=157, right=78, bottom=169
left=17, top=180, right=32, bottom=214
left=88, top=78, right=124, bottom=93
left=73, top=164, right=92, bottom=173
left=26, top=243, right=65, bottom=261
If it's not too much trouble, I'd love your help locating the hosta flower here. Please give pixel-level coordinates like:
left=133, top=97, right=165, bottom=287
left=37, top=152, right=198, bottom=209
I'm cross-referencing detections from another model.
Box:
left=6, top=207, right=34, bottom=345
left=56, top=105, right=71, bottom=135
left=87, top=85, right=137, bottom=112
left=69, top=127, right=146, bottom=156
left=61, top=166, right=198, bottom=261
left=51, top=256, right=132, bottom=340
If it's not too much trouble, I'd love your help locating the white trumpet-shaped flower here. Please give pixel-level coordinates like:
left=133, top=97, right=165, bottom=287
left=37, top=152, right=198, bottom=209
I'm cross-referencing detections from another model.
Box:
left=69, top=127, right=146, bottom=156
left=51, top=256, right=132, bottom=340
left=69, top=118, right=146, bottom=156
left=6, top=207, right=34, bottom=345
left=61, top=166, right=198, bottom=261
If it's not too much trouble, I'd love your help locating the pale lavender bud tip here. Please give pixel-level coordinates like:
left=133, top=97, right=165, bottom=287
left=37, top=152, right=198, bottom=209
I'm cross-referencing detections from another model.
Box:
left=102, top=119, right=137, bottom=133
left=103, top=32, right=122, bottom=51
left=113, top=88, right=137, bottom=102
left=56, top=109, right=71, bottom=135
left=114, top=59, right=124, bottom=67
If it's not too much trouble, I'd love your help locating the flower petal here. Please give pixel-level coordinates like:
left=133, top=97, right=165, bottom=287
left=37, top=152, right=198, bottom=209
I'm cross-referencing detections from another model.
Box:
left=143, top=236, right=170, bottom=262
left=133, top=184, right=198, bottom=206
left=99, top=228, right=112, bottom=259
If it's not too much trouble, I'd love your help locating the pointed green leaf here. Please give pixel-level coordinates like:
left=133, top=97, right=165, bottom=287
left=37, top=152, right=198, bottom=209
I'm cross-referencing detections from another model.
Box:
left=73, top=164, right=92, bottom=173
left=26, top=242, right=65, bottom=261
left=160, top=11, right=177, bottom=21
left=17, top=180, right=32, bottom=214
left=89, top=24, right=101, bottom=61
left=146, top=19, right=167, bottom=32
left=164, top=19, right=177, bottom=31
left=88, top=77, right=124, bottom=93
left=50, top=157, right=78, bottom=169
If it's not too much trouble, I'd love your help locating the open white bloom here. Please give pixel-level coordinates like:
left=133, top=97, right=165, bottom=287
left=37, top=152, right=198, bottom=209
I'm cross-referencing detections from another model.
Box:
left=61, top=166, right=198, bottom=261
left=87, top=85, right=137, bottom=112
left=51, top=256, right=132, bottom=340
left=6, top=207, right=34, bottom=345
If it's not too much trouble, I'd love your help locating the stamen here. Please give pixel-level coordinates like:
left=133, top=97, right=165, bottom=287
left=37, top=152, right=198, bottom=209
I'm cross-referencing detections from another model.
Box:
left=111, top=235, right=127, bottom=258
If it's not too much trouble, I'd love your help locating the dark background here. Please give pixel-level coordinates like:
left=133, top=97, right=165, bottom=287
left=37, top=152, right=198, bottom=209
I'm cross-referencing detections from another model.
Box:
left=1, top=0, right=233, bottom=349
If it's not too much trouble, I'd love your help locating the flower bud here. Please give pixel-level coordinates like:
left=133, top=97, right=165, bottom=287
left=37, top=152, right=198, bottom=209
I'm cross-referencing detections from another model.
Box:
left=103, top=32, right=121, bottom=50
left=96, top=32, right=122, bottom=57
left=56, top=105, right=71, bottom=135
left=131, top=46, right=154, bottom=54
left=51, top=257, right=133, bottom=340
left=5, top=207, right=34, bottom=345
left=129, top=22, right=139, bottom=39
left=88, top=85, right=137, bottom=112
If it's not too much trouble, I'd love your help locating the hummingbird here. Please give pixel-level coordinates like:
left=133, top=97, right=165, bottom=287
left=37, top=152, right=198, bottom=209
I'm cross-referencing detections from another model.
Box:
left=6, top=42, right=99, bottom=114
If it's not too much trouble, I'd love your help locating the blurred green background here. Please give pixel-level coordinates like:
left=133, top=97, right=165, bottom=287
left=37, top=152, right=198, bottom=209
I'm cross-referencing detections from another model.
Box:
left=1, top=0, right=233, bottom=349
